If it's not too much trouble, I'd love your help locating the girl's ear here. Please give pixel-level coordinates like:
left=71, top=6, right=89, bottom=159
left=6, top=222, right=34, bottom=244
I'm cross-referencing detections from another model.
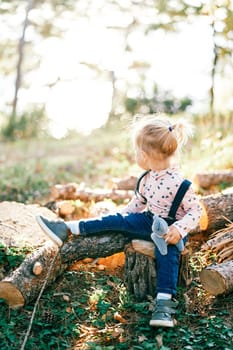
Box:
left=141, top=150, right=148, bottom=160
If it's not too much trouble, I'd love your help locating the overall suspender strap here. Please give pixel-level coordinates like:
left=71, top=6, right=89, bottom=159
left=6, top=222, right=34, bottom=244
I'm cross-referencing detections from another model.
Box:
left=135, top=170, right=151, bottom=204
left=168, top=179, right=192, bottom=220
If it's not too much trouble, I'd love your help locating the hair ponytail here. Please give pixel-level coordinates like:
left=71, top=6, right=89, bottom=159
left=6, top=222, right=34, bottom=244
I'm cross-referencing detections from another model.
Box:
left=172, top=119, right=194, bottom=147
left=133, top=115, right=193, bottom=160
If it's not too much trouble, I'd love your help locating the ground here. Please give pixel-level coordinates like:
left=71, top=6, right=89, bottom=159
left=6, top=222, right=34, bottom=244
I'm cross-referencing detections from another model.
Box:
left=0, top=201, right=233, bottom=349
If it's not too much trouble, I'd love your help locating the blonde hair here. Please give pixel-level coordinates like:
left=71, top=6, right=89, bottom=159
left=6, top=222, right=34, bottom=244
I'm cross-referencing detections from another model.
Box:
left=133, top=115, right=193, bottom=160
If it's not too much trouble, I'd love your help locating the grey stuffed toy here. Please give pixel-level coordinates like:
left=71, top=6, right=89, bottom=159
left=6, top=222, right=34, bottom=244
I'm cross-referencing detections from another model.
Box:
left=151, top=214, right=184, bottom=255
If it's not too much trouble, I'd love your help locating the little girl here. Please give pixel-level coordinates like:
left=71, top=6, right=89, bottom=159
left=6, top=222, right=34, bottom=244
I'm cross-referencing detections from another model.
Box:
left=36, top=116, right=202, bottom=328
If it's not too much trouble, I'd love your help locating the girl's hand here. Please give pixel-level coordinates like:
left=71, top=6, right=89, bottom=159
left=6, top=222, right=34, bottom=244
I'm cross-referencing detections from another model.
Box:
left=163, top=225, right=182, bottom=245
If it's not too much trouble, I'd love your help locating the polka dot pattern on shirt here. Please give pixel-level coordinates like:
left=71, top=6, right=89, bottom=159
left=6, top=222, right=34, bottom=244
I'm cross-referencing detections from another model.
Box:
left=123, top=168, right=203, bottom=238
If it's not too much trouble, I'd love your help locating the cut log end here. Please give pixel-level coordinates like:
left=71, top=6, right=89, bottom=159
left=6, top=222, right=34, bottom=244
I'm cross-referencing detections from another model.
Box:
left=0, top=282, right=25, bottom=308
left=200, top=260, right=233, bottom=295
left=131, top=239, right=155, bottom=259
left=200, top=269, right=226, bottom=295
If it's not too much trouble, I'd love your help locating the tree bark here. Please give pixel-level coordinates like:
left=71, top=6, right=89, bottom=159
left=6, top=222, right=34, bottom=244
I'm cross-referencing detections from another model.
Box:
left=0, top=233, right=130, bottom=308
left=200, top=260, right=233, bottom=295
left=193, top=171, right=233, bottom=189
left=201, top=224, right=233, bottom=263
left=0, top=242, right=61, bottom=308
left=195, top=192, right=233, bottom=235
left=124, top=241, right=191, bottom=301
left=12, top=0, right=34, bottom=117
left=124, top=242, right=157, bottom=301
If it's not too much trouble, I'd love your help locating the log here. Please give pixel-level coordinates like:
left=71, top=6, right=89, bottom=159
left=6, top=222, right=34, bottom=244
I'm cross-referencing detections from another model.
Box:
left=51, top=185, right=233, bottom=236
left=50, top=183, right=133, bottom=202
left=55, top=199, right=117, bottom=219
left=0, top=231, right=130, bottom=308
left=201, top=224, right=233, bottom=262
left=194, top=170, right=233, bottom=189
left=57, top=200, right=75, bottom=217
left=0, top=200, right=132, bottom=307
left=194, top=191, right=233, bottom=235
left=111, top=176, right=137, bottom=190
left=0, top=242, right=62, bottom=308
left=200, top=260, right=233, bottom=295
left=0, top=201, right=57, bottom=248
left=131, top=239, right=155, bottom=259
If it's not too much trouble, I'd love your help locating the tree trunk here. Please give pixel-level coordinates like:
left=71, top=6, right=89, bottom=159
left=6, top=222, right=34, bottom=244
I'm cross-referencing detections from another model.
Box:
left=193, top=171, right=233, bottom=189
left=200, top=260, right=233, bottom=295
left=209, top=19, right=218, bottom=121
left=12, top=0, right=34, bottom=117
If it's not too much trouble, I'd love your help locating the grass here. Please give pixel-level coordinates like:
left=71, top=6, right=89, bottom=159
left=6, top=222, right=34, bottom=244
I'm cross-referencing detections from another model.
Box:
left=0, top=122, right=134, bottom=203
left=0, top=257, right=232, bottom=349
left=0, top=115, right=233, bottom=204
left=0, top=115, right=233, bottom=349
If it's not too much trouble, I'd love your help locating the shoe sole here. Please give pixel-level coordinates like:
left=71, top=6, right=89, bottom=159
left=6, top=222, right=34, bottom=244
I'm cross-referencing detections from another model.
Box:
left=149, top=319, right=174, bottom=327
left=36, top=215, right=63, bottom=247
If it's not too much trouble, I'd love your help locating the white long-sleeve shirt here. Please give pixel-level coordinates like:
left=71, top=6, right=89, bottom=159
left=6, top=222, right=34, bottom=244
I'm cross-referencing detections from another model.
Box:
left=122, top=167, right=202, bottom=238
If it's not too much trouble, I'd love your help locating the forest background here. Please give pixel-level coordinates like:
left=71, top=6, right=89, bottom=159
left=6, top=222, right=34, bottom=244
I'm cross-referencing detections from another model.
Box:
left=0, top=1, right=233, bottom=349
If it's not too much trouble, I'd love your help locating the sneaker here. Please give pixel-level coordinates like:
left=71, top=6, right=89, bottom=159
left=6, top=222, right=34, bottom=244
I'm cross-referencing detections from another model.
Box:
left=149, top=299, right=178, bottom=327
left=36, top=215, right=69, bottom=247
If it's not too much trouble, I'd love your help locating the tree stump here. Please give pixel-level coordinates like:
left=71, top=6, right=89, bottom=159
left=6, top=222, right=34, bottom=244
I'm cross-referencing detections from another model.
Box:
left=124, top=240, right=191, bottom=301
left=124, top=242, right=157, bottom=301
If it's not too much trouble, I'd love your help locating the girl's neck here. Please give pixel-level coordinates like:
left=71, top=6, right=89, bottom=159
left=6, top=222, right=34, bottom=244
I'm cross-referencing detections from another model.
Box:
left=149, top=158, right=171, bottom=171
